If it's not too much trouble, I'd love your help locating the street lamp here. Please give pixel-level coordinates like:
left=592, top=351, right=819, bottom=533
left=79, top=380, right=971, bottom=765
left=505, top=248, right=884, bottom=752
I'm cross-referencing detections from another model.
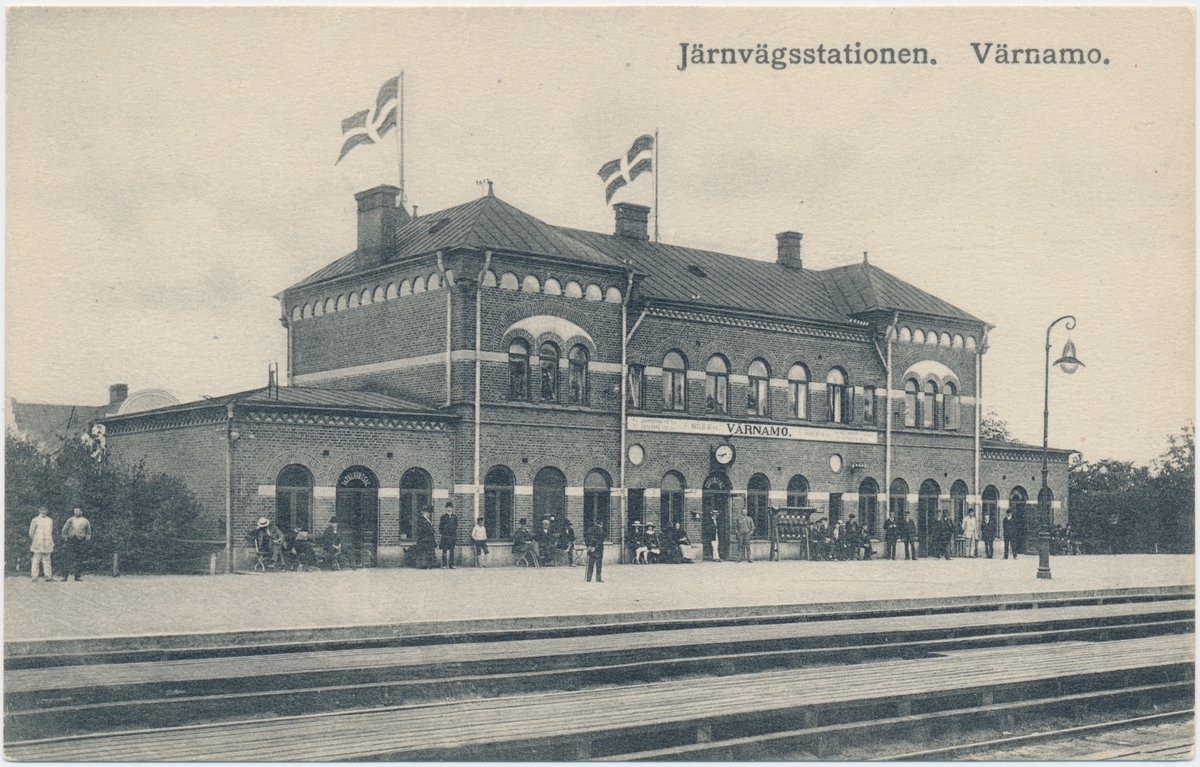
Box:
left=1038, top=316, right=1084, bottom=579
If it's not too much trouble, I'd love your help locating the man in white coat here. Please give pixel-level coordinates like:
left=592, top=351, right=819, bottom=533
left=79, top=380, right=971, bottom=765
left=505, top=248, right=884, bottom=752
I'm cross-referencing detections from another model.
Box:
left=29, top=507, right=55, bottom=582
left=961, top=509, right=979, bottom=558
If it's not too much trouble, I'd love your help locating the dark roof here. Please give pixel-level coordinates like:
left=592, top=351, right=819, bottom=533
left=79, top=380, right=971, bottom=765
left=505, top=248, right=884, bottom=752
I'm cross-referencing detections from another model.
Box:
left=10, top=399, right=116, bottom=450
left=288, top=194, right=984, bottom=327
left=561, top=229, right=853, bottom=326
left=102, top=386, right=447, bottom=422
left=819, top=261, right=982, bottom=323
left=982, top=438, right=1075, bottom=456
left=290, top=196, right=623, bottom=290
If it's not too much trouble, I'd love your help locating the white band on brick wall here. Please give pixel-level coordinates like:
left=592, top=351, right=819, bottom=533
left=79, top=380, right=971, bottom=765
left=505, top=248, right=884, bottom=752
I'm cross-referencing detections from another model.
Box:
left=294, top=353, right=447, bottom=385
left=454, top=484, right=482, bottom=494
left=939, top=494, right=951, bottom=500
left=998, top=500, right=1010, bottom=510
left=257, top=485, right=276, bottom=497
left=808, top=491, right=830, bottom=502
left=432, top=488, right=449, bottom=499
left=610, top=488, right=624, bottom=498
left=907, top=494, right=919, bottom=504
left=730, top=374, right=749, bottom=385
left=877, top=493, right=888, bottom=502
left=844, top=493, right=860, bottom=502
left=770, top=378, right=789, bottom=389
left=1051, top=501, right=1062, bottom=510
left=314, top=486, right=336, bottom=498
left=644, top=488, right=662, bottom=498
left=379, top=488, right=400, bottom=499
left=592, top=362, right=622, bottom=375
left=644, top=366, right=663, bottom=377
left=514, top=485, right=533, bottom=496
left=685, top=489, right=702, bottom=499
left=768, top=490, right=788, bottom=502
left=565, top=487, right=584, bottom=497
left=686, top=370, right=706, bottom=381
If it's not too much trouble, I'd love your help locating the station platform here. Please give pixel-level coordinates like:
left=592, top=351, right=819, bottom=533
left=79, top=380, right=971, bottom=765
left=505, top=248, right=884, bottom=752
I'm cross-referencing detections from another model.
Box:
left=4, top=554, right=1193, bottom=649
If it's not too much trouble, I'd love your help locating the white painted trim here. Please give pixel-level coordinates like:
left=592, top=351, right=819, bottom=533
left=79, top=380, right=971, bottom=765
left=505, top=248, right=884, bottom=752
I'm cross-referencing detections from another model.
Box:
left=685, top=489, right=702, bottom=499
left=1051, top=501, right=1062, bottom=510
left=609, top=488, right=623, bottom=498
left=314, top=486, right=336, bottom=499
left=627, top=415, right=878, bottom=445
left=454, top=484, right=481, bottom=494
left=294, top=353, right=445, bottom=385
left=768, top=490, right=788, bottom=502
left=770, top=378, right=790, bottom=389
left=450, top=350, right=507, bottom=364
left=730, top=374, right=749, bottom=386
left=644, top=488, right=662, bottom=498
left=645, top=366, right=663, bottom=377
left=378, top=488, right=400, bottom=499
left=843, top=492, right=860, bottom=502
left=432, top=488, right=449, bottom=500
left=686, top=370, right=706, bottom=381
left=565, top=486, right=584, bottom=497
left=514, top=485, right=533, bottom=496
left=998, top=500, right=1010, bottom=510
left=592, top=362, right=622, bottom=375
left=257, top=484, right=276, bottom=497
left=876, top=493, right=889, bottom=503
left=810, top=382, right=827, bottom=392
left=906, top=493, right=919, bottom=504
left=808, top=491, right=830, bottom=502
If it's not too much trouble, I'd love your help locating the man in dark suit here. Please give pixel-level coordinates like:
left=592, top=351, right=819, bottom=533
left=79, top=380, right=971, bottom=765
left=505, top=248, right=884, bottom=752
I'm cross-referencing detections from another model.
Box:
left=413, top=506, right=438, bottom=568
left=438, top=502, right=458, bottom=569
left=1003, top=510, right=1018, bottom=559
left=584, top=521, right=605, bottom=582
left=981, top=512, right=997, bottom=559
left=903, top=517, right=918, bottom=560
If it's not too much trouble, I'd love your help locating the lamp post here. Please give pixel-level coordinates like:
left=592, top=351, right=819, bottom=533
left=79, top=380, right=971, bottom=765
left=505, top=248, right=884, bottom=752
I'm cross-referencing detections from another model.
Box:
left=1038, top=316, right=1084, bottom=579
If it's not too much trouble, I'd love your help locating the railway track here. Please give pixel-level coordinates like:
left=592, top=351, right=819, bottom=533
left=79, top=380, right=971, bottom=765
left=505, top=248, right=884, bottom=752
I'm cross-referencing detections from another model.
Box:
left=4, top=593, right=1194, bottom=760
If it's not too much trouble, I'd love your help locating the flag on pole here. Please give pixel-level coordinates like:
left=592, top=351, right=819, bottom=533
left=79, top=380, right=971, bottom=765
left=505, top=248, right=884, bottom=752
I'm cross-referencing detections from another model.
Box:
left=598, top=134, right=654, bottom=204
left=336, top=76, right=400, bottom=165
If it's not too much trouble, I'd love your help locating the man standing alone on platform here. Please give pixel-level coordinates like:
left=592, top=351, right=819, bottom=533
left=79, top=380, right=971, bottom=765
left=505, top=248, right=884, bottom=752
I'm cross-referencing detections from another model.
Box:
left=981, top=512, right=997, bottom=559
left=60, top=507, right=92, bottom=581
left=29, top=507, right=55, bottom=582
left=414, top=506, right=438, bottom=568
left=471, top=517, right=489, bottom=567
left=1003, top=509, right=1018, bottom=559
left=702, top=509, right=721, bottom=562
left=438, top=502, right=458, bottom=569
left=883, top=517, right=898, bottom=560
left=734, top=508, right=755, bottom=563
left=903, top=517, right=918, bottom=560
left=584, top=520, right=605, bottom=582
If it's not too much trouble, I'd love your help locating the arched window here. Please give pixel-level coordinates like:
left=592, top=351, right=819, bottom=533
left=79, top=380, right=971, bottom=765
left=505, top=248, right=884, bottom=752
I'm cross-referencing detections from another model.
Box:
left=413, top=276, right=426, bottom=293
left=373, top=286, right=385, bottom=303
left=484, top=466, right=515, bottom=541
left=275, top=464, right=313, bottom=533
left=583, top=469, right=611, bottom=537
left=748, top=474, right=771, bottom=539
left=913, top=329, right=925, bottom=345
left=705, top=355, right=729, bottom=414
left=953, top=334, right=964, bottom=348
left=899, top=327, right=912, bottom=343
left=302, top=303, right=312, bottom=319
left=428, top=272, right=440, bottom=290
left=521, top=275, right=540, bottom=293
left=788, top=364, right=809, bottom=419
left=291, top=305, right=301, bottom=321
left=982, top=486, right=999, bottom=530
left=565, top=281, right=583, bottom=298
left=827, top=368, right=850, bottom=424
left=358, top=289, right=370, bottom=306
left=925, top=330, right=938, bottom=346
left=1010, top=486, right=1029, bottom=551
left=605, top=287, right=622, bottom=303
left=499, top=272, right=518, bottom=290
left=400, top=279, right=412, bottom=297
left=337, top=467, right=379, bottom=567
left=386, top=283, right=398, bottom=300
left=663, top=351, right=687, bottom=412
left=508, top=340, right=530, bottom=400
left=943, top=382, right=960, bottom=430
left=482, top=270, right=497, bottom=288
left=544, top=278, right=562, bottom=296
left=399, top=468, right=432, bottom=542
left=324, top=298, right=335, bottom=314
left=538, top=342, right=559, bottom=402
left=568, top=345, right=589, bottom=405
left=951, top=480, right=969, bottom=527
left=904, top=379, right=919, bottom=427
left=890, top=478, right=909, bottom=522
left=922, top=381, right=938, bottom=429
left=787, top=474, right=809, bottom=508
left=348, top=292, right=359, bottom=309
left=336, top=295, right=347, bottom=312
left=584, top=284, right=603, bottom=301
left=313, top=301, right=323, bottom=317
left=939, top=332, right=951, bottom=347
left=966, top=336, right=977, bottom=350
left=858, top=478, right=879, bottom=536
left=747, top=359, right=769, bottom=417
left=660, top=471, right=685, bottom=531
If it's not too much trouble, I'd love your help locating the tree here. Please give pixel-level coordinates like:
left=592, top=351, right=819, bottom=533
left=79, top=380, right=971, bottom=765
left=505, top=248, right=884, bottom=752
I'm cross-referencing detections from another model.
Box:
left=981, top=409, right=1017, bottom=443
left=5, top=432, right=207, bottom=574
left=1149, top=423, right=1194, bottom=553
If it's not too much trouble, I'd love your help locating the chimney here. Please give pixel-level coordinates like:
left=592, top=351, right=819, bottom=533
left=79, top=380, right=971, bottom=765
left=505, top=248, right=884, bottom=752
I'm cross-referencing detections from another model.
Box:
left=354, top=185, right=407, bottom=271
left=776, top=231, right=803, bottom=269
left=613, top=203, right=650, bottom=241
left=109, top=384, right=128, bottom=404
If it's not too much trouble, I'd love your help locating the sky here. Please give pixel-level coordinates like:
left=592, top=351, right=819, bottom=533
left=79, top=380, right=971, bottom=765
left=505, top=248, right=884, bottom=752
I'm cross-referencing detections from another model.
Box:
left=6, top=6, right=1194, bottom=466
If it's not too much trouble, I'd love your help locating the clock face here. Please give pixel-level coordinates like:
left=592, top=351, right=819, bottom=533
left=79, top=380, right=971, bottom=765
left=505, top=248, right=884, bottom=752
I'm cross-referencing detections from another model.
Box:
left=628, top=444, right=645, bottom=466
left=714, top=444, right=735, bottom=465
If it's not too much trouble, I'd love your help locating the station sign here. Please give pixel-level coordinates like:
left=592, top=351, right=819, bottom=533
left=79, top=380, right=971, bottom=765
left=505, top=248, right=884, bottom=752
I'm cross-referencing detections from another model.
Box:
left=627, top=416, right=878, bottom=445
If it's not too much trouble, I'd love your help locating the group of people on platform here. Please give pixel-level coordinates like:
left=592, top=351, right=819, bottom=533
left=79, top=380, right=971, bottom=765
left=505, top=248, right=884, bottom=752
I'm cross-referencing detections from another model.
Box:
left=26, top=506, right=92, bottom=582
left=804, top=514, right=875, bottom=561
left=628, top=520, right=695, bottom=564
left=880, top=509, right=1024, bottom=560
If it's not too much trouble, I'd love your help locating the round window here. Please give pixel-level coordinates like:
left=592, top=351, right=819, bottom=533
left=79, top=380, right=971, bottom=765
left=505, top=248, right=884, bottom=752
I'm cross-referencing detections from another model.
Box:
left=829, top=454, right=844, bottom=473
left=628, top=444, right=645, bottom=466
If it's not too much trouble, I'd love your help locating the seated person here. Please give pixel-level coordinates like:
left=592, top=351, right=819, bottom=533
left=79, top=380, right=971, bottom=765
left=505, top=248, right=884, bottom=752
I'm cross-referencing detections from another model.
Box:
left=665, top=521, right=692, bottom=563
left=288, top=527, right=317, bottom=571
left=643, top=523, right=663, bottom=563
left=321, top=519, right=346, bottom=569
left=629, top=521, right=648, bottom=563
left=535, top=517, right=556, bottom=565
left=512, top=518, right=539, bottom=564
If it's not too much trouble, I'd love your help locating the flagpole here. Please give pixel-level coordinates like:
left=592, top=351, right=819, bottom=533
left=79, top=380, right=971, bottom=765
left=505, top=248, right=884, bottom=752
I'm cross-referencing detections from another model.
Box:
left=397, top=71, right=405, bottom=209
left=653, top=128, right=659, bottom=243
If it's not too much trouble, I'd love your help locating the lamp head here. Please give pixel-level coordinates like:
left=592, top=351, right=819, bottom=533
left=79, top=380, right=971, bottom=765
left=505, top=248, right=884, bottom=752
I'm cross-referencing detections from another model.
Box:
left=1053, top=339, right=1084, bottom=375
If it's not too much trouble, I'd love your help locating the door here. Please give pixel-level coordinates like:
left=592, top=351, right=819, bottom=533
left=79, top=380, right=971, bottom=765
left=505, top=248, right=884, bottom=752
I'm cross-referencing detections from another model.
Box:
left=703, top=472, right=732, bottom=560
left=918, top=480, right=941, bottom=554
left=337, top=467, right=379, bottom=567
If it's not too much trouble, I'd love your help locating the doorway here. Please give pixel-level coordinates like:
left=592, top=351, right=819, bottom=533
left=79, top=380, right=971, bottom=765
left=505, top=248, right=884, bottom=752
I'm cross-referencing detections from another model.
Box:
left=337, top=467, right=379, bottom=567
left=702, top=472, right=732, bottom=560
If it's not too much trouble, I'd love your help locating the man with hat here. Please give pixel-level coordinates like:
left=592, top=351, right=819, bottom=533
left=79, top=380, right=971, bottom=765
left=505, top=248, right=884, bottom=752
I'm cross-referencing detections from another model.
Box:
left=248, top=517, right=273, bottom=571
left=701, top=509, right=721, bottom=562
left=644, top=523, right=663, bottom=564
left=584, top=519, right=605, bottom=582
left=60, top=507, right=92, bottom=581
left=321, top=517, right=345, bottom=569
left=535, top=517, right=556, bottom=565
left=733, top=507, right=755, bottom=563
left=630, top=520, right=648, bottom=563
left=412, top=505, right=438, bottom=568
left=438, top=501, right=459, bottom=569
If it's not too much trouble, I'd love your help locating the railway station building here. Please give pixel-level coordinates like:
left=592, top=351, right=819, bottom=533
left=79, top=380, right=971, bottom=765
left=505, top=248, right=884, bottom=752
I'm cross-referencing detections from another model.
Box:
left=102, top=184, right=1072, bottom=566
